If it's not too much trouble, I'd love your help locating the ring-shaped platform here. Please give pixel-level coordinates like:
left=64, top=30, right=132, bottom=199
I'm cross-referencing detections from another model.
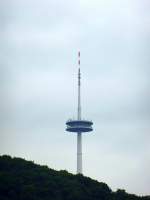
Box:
left=66, top=119, right=93, bottom=133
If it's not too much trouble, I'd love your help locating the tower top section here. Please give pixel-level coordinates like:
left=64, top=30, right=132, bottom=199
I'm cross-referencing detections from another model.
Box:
left=66, top=52, right=93, bottom=133
left=78, top=51, right=81, bottom=120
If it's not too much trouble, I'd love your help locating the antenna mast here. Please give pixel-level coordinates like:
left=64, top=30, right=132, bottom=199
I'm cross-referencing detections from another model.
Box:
left=78, top=51, right=81, bottom=120
left=77, top=51, right=82, bottom=173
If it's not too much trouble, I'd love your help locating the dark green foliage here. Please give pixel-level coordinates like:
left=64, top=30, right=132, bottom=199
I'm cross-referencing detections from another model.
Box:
left=0, top=155, right=149, bottom=200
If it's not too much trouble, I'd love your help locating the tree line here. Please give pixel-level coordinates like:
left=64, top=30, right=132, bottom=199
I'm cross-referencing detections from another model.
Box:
left=0, top=155, right=149, bottom=200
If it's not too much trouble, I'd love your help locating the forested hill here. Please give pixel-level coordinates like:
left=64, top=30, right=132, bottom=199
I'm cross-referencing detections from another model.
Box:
left=0, top=155, right=149, bottom=200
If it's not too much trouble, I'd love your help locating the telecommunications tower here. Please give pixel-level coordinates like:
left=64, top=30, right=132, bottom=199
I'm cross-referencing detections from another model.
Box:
left=66, top=52, right=93, bottom=174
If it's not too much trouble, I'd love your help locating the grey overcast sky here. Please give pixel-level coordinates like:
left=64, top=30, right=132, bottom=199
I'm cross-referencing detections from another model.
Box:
left=0, top=0, right=150, bottom=196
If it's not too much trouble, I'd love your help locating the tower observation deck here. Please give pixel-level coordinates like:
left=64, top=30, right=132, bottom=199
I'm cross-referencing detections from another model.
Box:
left=65, top=52, right=93, bottom=174
left=66, top=119, right=93, bottom=132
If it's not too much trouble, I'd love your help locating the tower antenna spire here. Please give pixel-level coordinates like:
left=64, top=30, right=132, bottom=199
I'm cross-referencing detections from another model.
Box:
left=78, top=51, right=81, bottom=120
left=77, top=51, right=82, bottom=173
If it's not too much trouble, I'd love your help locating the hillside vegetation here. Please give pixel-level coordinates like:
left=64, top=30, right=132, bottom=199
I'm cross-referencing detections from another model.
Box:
left=0, top=155, right=149, bottom=200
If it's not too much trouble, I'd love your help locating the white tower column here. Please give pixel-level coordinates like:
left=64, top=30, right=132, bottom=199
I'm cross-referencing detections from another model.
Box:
left=77, top=132, right=82, bottom=173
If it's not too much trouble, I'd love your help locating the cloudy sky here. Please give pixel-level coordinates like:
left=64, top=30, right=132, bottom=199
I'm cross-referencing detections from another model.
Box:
left=0, top=0, right=150, bottom=196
